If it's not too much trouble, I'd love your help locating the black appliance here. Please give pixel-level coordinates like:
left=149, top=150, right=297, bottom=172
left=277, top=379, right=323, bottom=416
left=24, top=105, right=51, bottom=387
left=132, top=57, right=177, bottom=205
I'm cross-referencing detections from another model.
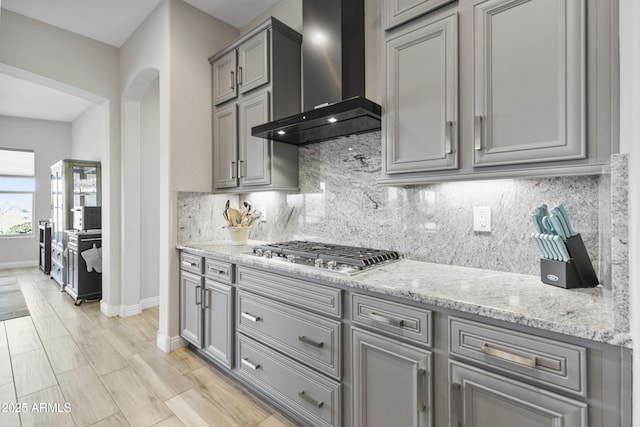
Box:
left=251, top=0, right=381, bottom=145
left=253, top=241, right=400, bottom=275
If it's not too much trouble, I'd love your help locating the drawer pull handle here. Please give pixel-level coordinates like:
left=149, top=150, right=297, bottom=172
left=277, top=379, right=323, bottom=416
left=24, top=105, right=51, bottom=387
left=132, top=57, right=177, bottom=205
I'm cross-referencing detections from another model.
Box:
left=366, top=311, right=404, bottom=328
left=480, top=342, right=536, bottom=368
left=182, top=261, right=197, bottom=268
left=208, top=267, right=226, bottom=275
left=298, top=335, right=324, bottom=348
left=298, top=391, right=324, bottom=408
left=451, top=382, right=461, bottom=427
left=241, top=358, right=260, bottom=370
left=241, top=312, right=261, bottom=322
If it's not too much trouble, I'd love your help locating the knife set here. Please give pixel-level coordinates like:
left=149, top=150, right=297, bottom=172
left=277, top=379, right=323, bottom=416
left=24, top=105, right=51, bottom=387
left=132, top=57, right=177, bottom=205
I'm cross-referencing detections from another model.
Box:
left=531, top=204, right=598, bottom=289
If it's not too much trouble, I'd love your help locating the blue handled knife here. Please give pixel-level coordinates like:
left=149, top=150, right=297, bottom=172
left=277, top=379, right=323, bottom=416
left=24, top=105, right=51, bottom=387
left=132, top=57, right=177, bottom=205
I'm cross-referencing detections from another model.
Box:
left=553, top=235, right=571, bottom=262
left=543, top=233, right=561, bottom=261
left=554, top=205, right=577, bottom=236
left=532, top=233, right=548, bottom=258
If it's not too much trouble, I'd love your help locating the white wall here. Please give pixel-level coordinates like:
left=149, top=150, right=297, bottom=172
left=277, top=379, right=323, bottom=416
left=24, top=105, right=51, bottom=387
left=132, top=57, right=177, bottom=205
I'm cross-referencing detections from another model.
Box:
left=240, top=0, right=302, bottom=34
left=0, top=9, right=122, bottom=311
left=140, top=76, right=160, bottom=302
left=71, top=102, right=104, bottom=161
left=0, top=115, right=71, bottom=268
left=618, top=0, right=640, bottom=420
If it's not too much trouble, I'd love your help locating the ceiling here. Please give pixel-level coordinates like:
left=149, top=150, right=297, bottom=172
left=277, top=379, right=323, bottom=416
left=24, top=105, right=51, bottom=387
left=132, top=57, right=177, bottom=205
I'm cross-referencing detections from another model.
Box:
left=0, top=0, right=281, bottom=122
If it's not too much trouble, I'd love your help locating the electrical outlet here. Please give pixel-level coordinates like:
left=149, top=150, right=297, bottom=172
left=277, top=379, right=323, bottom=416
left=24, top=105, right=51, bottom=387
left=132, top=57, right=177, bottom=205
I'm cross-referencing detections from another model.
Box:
left=473, top=207, right=491, bottom=232
left=259, top=206, right=267, bottom=222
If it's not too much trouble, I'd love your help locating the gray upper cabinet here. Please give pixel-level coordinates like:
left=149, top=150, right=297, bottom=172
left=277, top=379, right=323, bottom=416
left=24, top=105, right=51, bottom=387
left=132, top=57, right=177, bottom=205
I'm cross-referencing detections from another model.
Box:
left=472, top=0, right=585, bottom=167
left=449, top=360, right=587, bottom=427
left=209, top=17, right=301, bottom=193
left=237, top=30, right=270, bottom=95
left=212, top=50, right=237, bottom=106
left=384, top=0, right=456, bottom=30
left=352, top=327, right=432, bottom=427
left=238, top=90, right=271, bottom=187
left=384, top=10, right=458, bottom=173
left=212, top=103, right=237, bottom=189
left=379, top=0, right=617, bottom=185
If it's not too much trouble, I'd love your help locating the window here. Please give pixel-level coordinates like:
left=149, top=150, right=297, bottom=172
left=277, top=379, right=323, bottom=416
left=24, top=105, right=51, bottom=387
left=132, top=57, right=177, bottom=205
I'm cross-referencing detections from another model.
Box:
left=0, top=148, right=35, bottom=236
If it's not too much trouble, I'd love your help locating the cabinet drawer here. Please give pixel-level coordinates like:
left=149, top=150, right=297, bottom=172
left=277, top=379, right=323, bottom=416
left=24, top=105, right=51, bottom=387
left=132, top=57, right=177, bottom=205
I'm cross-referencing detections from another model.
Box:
left=449, top=317, right=587, bottom=396
left=236, top=267, right=342, bottom=317
left=180, top=252, right=203, bottom=275
left=237, top=291, right=341, bottom=379
left=237, top=335, right=341, bottom=427
left=351, top=293, right=432, bottom=347
left=51, top=263, right=64, bottom=284
left=51, top=245, right=64, bottom=264
left=204, top=258, right=233, bottom=284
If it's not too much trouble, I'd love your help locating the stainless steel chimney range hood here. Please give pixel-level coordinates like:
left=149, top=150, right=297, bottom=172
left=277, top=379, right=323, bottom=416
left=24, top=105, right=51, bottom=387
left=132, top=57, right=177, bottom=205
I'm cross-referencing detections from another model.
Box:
left=251, top=0, right=381, bottom=145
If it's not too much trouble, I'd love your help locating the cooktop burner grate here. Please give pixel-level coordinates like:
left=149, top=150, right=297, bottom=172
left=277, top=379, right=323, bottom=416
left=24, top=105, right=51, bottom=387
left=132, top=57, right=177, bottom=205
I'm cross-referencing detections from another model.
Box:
left=252, top=241, right=400, bottom=269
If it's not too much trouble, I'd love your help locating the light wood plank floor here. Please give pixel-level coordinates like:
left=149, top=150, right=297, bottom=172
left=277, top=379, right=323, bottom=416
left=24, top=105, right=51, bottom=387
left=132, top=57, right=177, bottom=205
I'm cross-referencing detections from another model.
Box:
left=0, top=268, right=297, bottom=427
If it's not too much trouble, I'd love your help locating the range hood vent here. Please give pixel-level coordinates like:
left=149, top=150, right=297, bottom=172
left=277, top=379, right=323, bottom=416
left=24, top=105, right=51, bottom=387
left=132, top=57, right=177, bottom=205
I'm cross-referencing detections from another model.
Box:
left=251, top=0, right=381, bottom=145
left=252, top=96, right=380, bottom=145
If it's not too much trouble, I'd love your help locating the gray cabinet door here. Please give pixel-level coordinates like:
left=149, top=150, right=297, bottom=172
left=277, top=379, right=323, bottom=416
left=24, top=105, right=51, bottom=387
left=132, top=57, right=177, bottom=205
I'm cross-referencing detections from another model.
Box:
left=212, top=50, right=237, bottom=106
left=238, top=90, right=271, bottom=187
left=449, top=360, right=587, bottom=427
left=203, top=280, right=233, bottom=368
left=352, top=327, right=432, bottom=427
left=472, top=0, right=585, bottom=167
left=213, top=103, right=238, bottom=189
left=384, top=0, right=456, bottom=30
left=238, top=30, right=270, bottom=95
left=384, top=11, right=458, bottom=174
left=179, top=271, right=203, bottom=348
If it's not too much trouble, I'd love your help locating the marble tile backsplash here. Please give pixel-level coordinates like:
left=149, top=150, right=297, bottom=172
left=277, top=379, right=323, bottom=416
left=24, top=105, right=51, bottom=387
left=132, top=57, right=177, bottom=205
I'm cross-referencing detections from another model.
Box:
left=178, top=131, right=605, bottom=278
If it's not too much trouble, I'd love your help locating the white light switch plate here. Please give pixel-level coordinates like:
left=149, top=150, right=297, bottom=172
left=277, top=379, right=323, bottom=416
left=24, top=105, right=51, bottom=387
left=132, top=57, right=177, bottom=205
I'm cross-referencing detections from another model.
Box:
left=473, top=207, right=491, bottom=232
left=259, top=207, right=267, bottom=222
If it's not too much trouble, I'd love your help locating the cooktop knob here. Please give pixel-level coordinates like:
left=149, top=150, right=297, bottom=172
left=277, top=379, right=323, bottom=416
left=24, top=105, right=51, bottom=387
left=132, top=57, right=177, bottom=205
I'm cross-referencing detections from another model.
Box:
left=286, top=254, right=299, bottom=263
left=314, top=259, right=324, bottom=268
left=327, top=260, right=338, bottom=269
left=264, top=250, right=273, bottom=259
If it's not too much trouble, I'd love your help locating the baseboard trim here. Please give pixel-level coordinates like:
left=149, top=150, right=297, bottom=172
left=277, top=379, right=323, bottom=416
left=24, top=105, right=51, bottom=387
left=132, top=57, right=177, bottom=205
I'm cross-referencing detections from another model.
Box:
left=141, top=296, right=159, bottom=309
left=0, top=260, right=39, bottom=270
left=156, top=332, right=187, bottom=353
left=120, top=303, right=142, bottom=317
left=100, top=301, right=120, bottom=317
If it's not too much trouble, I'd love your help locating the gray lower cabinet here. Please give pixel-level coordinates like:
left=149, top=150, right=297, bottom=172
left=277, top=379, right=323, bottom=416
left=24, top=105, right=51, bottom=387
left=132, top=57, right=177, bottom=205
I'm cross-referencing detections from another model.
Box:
left=180, top=270, right=203, bottom=348
left=237, top=334, right=341, bottom=427
left=351, top=327, right=432, bottom=427
left=179, top=253, right=234, bottom=368
left=203, top=279, right=234, bottom=368
left=449, top=360, right=587, bottom=427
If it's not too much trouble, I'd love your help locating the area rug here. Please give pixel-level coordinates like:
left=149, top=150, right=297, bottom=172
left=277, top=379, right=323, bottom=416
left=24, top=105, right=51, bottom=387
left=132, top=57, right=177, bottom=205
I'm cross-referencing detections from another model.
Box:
left=0, top=276, right=30, bottom=321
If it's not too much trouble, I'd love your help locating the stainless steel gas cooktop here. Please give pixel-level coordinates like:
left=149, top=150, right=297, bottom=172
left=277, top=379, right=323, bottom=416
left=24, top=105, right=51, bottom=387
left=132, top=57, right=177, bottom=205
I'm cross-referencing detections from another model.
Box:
left=252, top=241, right=401, bottom=275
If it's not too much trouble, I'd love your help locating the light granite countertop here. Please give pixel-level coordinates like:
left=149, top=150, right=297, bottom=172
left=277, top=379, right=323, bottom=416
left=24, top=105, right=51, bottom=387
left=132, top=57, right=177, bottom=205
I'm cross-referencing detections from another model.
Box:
left=178, top=240, right=632, bottom=348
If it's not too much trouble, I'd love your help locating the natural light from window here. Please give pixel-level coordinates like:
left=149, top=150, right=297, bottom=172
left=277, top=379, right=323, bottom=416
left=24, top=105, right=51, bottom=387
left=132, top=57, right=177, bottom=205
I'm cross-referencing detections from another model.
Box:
left=0, top=148, right=35, bottom=236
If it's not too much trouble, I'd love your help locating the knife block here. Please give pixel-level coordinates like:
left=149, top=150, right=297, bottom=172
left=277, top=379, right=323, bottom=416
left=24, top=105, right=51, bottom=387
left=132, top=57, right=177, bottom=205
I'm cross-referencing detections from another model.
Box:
left=540, top=234, right=599, bottom=289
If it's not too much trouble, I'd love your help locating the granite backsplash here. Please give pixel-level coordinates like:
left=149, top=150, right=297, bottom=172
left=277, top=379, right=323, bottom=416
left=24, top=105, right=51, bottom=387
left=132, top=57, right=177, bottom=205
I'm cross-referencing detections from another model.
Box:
left=178, top=131, right=610, bottom=280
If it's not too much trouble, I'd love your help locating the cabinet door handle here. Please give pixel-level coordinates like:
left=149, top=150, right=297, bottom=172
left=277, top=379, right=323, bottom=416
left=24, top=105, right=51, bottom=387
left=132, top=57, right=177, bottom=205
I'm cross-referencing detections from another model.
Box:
left=298, top=335, right=324, bottom=348
left=418, top=368, right=428, bottom=412
left=238, top=160, right=244, bottom=178
left=445, top=121, right=454, bottom=154
left=241, top=312, right=261, bottom=322
left=230, top=161, right=236, bottom=180
left=241, top=358, right=260, bottom=370
left=205, top=288, right=211, bottom=309
left=451, top=382, right=461, bottom=427
left=298, top=391, right=324, bottom=408
left=237, top=66, right=243, bottom=85
left=474, top=116, right=484, bottom=150
left=480, top=342, right=536, bottom=368
left=366, top=311, right=404, bottom=328
left=195, top=285, right=201, bottom=306
left=229, top=70, right=235, bottom=90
